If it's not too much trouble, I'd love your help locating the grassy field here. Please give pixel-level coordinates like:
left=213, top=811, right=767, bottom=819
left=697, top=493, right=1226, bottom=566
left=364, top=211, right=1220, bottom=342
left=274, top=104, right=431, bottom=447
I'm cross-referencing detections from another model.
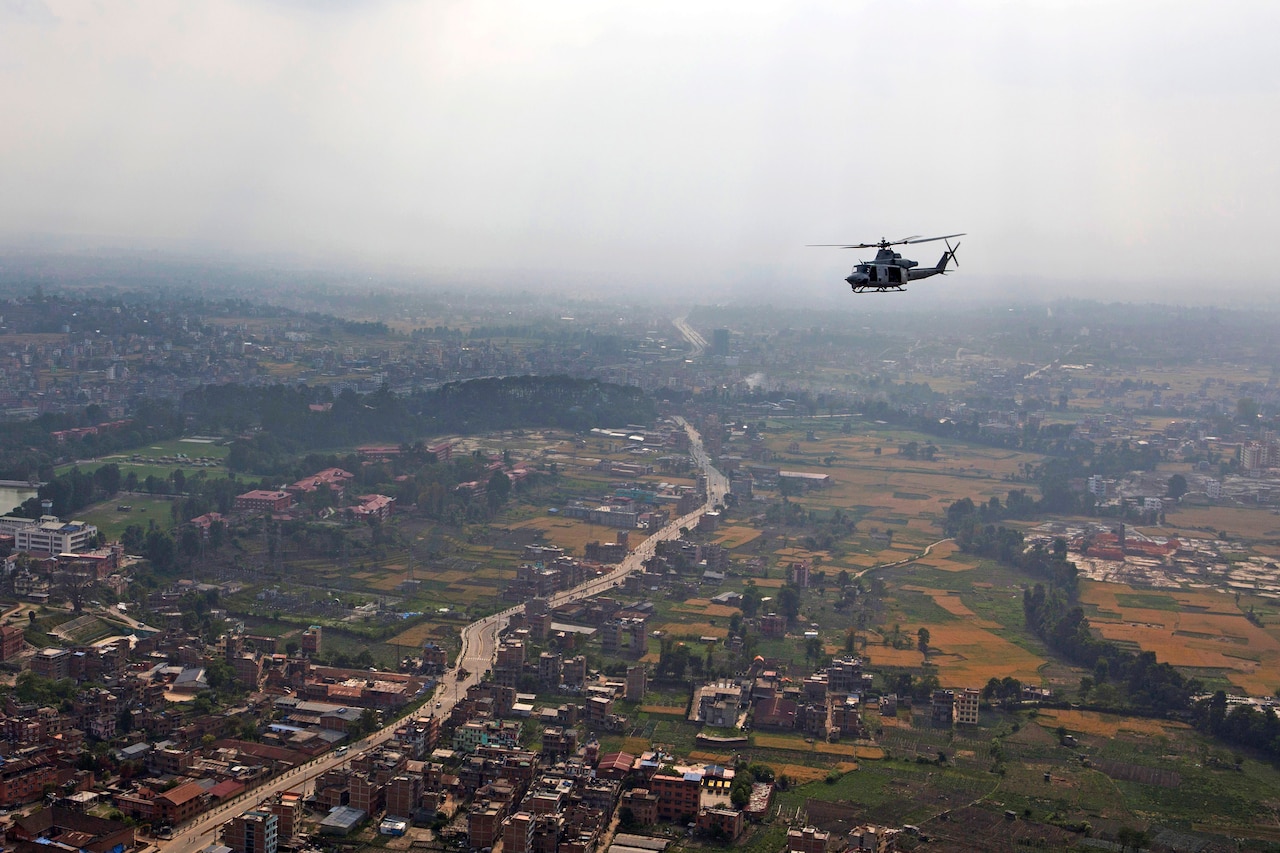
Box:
left=76, top=495, right=178, bottom=540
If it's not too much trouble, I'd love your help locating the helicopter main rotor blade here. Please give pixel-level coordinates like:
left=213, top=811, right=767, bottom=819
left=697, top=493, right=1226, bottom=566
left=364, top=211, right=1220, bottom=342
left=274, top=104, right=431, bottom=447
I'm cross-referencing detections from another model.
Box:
left=900, top=233, right=966, bottom=245
left=808, top=232, right=965, bottom=249
left=806, top=243, right=880, bottom=249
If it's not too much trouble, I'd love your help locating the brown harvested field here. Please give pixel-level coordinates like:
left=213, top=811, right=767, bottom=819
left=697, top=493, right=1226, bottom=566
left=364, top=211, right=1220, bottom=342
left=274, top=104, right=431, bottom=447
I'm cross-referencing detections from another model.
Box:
left=1035, top=708, right=1191, bottom=738
left=674, top=600, right=741, bottom=618
left=1081, top=581, right=1280, bottom=695
left=659, top=623, right=728, bottom=638
left=714, top=526, right=762, bottom=548
left=676, top=598, right=713, bottom=609
left=776, top=763, right=857, bottom=783
left=814, top=742, right=885, bottom=759
left=865, top=647, right=924, bottom=668
left=640, top=705, right=687, bottom=716
left=389, top=621, right=459, bottom=647
left=689, top=751, right=733, bottom=763
left=920, top=622, right=1047, bottom=685
left=775, top=546, right=832, bottom=563
left=1162, top=505, right=1280, bottom=541
left=509, top=517, right=618, bottom=552
left=752, top=578, right=786, bottom=588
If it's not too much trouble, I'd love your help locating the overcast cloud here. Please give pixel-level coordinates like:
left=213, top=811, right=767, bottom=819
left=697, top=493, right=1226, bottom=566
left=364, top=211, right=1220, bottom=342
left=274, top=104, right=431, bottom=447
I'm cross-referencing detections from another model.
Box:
left=2, top=1, right=1278, bottom=302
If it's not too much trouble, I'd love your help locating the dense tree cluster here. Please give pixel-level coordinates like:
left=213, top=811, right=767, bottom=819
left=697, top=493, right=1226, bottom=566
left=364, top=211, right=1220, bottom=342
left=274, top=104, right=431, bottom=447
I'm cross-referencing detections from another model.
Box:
left=1193, top=691, right=1280, bottom=759
left=183, top=376, right=654, bottom=472
left=0, top=400, right=183, bottom=482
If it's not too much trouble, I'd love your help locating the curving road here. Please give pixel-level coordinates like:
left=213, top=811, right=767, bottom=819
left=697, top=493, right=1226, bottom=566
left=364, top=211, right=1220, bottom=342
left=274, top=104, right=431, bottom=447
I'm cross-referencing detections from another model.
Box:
left=162, top=418, right=724, bottom=853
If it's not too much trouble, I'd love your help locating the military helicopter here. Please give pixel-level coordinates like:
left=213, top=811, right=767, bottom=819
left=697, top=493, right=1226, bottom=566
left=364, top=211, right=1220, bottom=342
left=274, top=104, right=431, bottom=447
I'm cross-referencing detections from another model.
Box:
left=810, top=233, right=964, bottom=293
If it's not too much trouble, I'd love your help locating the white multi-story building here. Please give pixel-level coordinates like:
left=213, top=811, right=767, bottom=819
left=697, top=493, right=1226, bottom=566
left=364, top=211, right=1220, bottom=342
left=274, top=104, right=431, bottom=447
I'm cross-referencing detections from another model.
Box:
left=1087, top=475, right=1107, bottom=498
left=954, top=688, right=981, bottom=726
left=1, top=515, right=99, bottom=554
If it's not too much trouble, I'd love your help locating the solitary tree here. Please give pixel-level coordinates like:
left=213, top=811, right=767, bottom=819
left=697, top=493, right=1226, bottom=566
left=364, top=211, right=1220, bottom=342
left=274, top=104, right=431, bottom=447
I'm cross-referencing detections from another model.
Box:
left=917, top=628, right=930, bottom=655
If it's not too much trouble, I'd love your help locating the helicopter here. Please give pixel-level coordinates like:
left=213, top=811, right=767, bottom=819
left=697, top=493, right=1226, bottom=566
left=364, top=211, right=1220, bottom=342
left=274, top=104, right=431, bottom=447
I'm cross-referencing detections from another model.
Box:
left=810, top=233, right=964, bottom=293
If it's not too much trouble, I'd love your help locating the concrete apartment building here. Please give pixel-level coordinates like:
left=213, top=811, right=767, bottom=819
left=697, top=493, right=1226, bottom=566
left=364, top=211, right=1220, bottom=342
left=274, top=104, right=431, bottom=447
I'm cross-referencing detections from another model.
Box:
left=223, top=810, right=278, bottom=853
left=788, top=826, right=831, bottom=853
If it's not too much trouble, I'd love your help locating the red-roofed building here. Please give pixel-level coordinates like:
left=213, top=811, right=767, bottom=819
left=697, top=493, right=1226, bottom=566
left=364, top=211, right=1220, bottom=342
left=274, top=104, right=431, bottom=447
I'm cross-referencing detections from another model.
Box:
left=347, top=494, right=395, bottom=522
left=209, top=779, right=246, bottom=802
left=235, top=491, right=294, bottom=513
left=596, top=751, right=635, bottom=781
left=754, top=697, right=797, bottom=730
left=189, top=512, right=225, bottom=537
left=156, top=780, right=207, bottom=825
left=287, top=468, right=354, bottom=500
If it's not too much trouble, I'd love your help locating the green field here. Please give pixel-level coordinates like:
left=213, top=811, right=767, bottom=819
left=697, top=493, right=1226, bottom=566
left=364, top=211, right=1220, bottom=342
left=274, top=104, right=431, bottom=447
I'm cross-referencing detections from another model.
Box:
left=76, top=496, right=178, bottom=540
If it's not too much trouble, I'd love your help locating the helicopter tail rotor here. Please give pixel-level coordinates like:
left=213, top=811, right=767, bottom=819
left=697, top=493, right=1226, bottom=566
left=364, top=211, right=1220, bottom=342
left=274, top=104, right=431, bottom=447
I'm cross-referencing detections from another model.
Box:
left=943, top=239, right=960, bottom=272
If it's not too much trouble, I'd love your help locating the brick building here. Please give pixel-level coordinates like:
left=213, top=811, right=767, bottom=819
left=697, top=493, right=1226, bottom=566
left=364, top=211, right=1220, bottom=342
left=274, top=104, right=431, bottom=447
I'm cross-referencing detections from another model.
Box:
left=649, top=773, right=700, bottom=823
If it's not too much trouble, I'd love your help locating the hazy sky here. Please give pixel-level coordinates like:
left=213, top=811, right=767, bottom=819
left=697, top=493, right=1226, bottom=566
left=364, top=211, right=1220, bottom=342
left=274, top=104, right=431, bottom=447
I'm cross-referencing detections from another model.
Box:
left=2, top=1, right=1278, bottom=302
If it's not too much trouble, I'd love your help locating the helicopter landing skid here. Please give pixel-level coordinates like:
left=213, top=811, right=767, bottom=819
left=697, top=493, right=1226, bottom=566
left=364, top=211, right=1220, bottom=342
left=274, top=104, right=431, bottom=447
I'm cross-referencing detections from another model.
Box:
left=850, top=284, right=907, bottom=294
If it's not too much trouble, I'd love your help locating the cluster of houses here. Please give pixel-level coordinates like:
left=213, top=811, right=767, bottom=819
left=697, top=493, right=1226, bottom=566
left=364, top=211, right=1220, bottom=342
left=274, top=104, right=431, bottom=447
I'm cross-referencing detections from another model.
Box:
left=230, top=467, right=397, bottom=523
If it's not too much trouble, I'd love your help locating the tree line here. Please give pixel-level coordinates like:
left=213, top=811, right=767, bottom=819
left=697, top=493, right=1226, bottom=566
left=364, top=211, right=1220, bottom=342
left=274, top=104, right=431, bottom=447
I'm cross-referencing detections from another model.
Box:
left=182, top=375, right=655, bottom=472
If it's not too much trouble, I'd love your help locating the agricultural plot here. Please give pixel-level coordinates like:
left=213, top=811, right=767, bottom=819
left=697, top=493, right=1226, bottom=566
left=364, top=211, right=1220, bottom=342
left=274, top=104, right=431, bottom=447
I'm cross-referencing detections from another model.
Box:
left=923, top=623, right=1047, bottom=685
left=1080, top=581, right=1280, bottom=694
left=508, top=515, right=648, bottom=555
left=1163, top=505, right=1280, bottom=542
left=712, top=525, right=760, bottom=549
left=388, top=619, right=463, bottom=648
left=1035, top=708, right=1191, bottom=739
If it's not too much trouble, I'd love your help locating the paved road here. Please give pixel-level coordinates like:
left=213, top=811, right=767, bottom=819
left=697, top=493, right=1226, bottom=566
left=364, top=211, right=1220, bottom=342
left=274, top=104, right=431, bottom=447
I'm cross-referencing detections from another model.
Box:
left=672, top=316, right=707, bottom=359
left=162, top=418, right=724, bottom=853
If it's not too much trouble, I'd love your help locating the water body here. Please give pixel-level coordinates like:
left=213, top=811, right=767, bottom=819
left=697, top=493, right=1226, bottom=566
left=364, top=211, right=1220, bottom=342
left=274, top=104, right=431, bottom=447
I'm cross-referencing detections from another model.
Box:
left=0, top=486, right=36, bottom=515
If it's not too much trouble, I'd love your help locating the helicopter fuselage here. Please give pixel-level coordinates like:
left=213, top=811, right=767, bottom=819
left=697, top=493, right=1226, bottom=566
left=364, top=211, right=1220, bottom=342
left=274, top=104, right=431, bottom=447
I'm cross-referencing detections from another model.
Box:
left=847, top=255, right=948, bottom=292
left=811, top=233, right=963, bottom=294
